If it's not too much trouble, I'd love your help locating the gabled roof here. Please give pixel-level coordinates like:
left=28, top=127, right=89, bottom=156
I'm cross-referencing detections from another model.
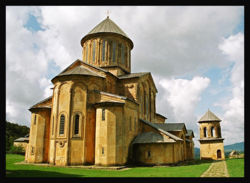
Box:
left=119, top=72, right=158, bottom=93
left=14, top=137, right=29, bottom=142
left=140, top=119, right=183, bottom=141
left=29, top=96, right=52, bottom=111
left=198, top=109, right=221, bottom=123
left=132, top=132, right=175, bottom=144
left=52, top=60, right=105, bottom=82
left=154, top=123, right=187, bottom=133
left=186, top=130, right=195, bottom=138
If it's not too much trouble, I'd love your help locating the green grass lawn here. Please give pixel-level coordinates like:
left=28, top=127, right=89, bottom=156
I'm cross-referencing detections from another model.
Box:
left=226, top=158, right=244, bottom=177
left=6, top=154, right=213, bottom=177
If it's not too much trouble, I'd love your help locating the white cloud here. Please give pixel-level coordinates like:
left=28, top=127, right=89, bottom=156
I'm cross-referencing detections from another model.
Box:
left=216, top=33, right=244, bottom=145
left=158, top=76, right=210, bottom=147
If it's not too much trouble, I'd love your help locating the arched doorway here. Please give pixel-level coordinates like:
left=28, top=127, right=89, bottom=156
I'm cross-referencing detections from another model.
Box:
left=217, top=149, right=221, bottom=159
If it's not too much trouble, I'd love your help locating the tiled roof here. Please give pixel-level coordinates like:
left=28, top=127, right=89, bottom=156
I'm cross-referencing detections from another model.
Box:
left=154, top=123, right=186, bottom=132
left=132, top=132, right=175, bottom=144
left=87, top=16, right=130, bottom=40
left=57, top=64, right=104, bottom=78
left=118, top=72, right=150, bottom=79
left=198, top=109, right=221, bottom=122
left=186, top=130, right=195, bottom=137
left=140, top=119, right=183, bottom=141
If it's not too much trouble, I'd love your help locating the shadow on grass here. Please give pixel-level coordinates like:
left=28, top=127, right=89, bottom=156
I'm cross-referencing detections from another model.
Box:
left=6, top=170, right=83, bottom=178
left=126, top=159, right=215, bottom=168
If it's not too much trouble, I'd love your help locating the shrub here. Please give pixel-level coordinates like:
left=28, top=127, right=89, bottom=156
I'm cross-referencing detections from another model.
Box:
left=8, top=145, right=25, bottom=155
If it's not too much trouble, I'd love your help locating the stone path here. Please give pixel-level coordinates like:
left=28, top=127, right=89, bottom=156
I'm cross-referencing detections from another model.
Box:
left=201, top=160, right=229, bottom=177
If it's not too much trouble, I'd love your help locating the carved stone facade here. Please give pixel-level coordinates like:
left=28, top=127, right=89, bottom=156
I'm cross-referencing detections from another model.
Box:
left=25, top=16, right=194, bottom=166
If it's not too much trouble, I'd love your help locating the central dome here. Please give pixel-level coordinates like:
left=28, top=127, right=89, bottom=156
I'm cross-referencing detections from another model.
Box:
left=80, top=17, right=134, bottom=76
left=81, top=16, right=133, bottom=48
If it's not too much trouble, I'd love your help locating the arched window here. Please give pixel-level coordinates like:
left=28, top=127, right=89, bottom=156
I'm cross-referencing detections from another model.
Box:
left=211, top=126, right=214, bottom=137
left=59, top=114, right=65, bottom=135
left=112, top=42, right=116, bottom=63
left=102, top=40, right=106, bottom=61
left=92, top=40, right=96, bottom=63
left=74, top=114, right=79, bottom=135
left=204, top=127, right=207, bottom=137
left=121, top=44, right=125, bottom=64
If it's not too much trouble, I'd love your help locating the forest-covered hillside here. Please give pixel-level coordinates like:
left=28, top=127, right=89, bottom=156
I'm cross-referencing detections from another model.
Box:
left=6, top=121, right=30, bottom=151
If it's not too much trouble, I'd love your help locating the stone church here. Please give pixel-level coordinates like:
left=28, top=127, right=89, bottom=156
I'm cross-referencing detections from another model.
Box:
left=25, top=16, right=195, bottom=166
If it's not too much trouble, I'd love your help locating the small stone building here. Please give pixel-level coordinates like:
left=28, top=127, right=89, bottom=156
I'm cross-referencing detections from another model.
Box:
left=25, top=16, right=194, bottom=166
left=198, top=109, right=225, bottom=160
left=13, top=134, right=29, bottom=152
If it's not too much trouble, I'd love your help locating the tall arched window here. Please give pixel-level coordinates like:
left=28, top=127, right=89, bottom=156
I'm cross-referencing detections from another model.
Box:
left=144, top=91, right=146, bottom=116
left=112, top=42, right=116, bottom=63
left=125, top=46, right=128, bottom=67
left=211, top=126, right=214, bottom=137
left=102, top=40, right=106, bottom=61
left=74, top=114, right=79, bottom=135
left=92, top=40, right=96, bottom=63
left=59, top=114, right=65, bottom=135
left=204, top=127, right=207, bottom=137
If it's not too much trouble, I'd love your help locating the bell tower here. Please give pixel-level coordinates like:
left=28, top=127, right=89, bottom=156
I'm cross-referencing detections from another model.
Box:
left=198, top=109, right=225, bottom=160
left=80, top=16, right=134, bottom=76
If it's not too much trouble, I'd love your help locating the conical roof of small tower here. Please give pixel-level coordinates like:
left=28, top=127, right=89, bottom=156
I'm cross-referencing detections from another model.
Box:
left=198, top=109, right=221, bottom=123
left=81, top=16, right=133, bottom=48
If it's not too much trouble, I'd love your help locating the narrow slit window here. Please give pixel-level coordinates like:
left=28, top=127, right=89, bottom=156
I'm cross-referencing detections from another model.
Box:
left=74, top=114, right=79, bottom=135
left=34, top=115, right=36, bottom=125
left=59, top=114, right=65, bottom=135
left=102, top=108, right=105, bottom=121
left=102, top=40, right=105, bottom=61
left=86, top=44, right=88, bottom=62
left=118, top=43, right=121, bottom=63
left=121, top=44, right=124, bottom=64
left=112, top=42, right=116, bottom=63
left=148, top=150, right=151, bottom=158
left=102, top=147, right=104, bottom=155
left=92, top=41, right=95, bottom=63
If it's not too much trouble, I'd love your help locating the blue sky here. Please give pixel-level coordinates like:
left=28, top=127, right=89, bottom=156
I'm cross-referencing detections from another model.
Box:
left=6, top=6, right=244, bottom=146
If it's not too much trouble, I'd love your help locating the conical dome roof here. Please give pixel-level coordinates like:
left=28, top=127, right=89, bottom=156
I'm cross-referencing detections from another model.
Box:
left=81, top=16, right=133, bottom=48
left=198, top=109, right=221, bottom=123
left=88, top=16, right=129, bottom=38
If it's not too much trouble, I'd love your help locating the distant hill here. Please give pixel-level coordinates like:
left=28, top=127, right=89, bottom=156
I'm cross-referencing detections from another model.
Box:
left=6, top=121, right=30, bottom=151
left=194, top=142, right=244, bottom=159
left=224, top=142, right=244, bottom=152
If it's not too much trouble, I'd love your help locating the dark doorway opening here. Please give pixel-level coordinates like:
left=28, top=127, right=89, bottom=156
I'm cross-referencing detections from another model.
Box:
left=217, top=149, right=221, bottom=159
